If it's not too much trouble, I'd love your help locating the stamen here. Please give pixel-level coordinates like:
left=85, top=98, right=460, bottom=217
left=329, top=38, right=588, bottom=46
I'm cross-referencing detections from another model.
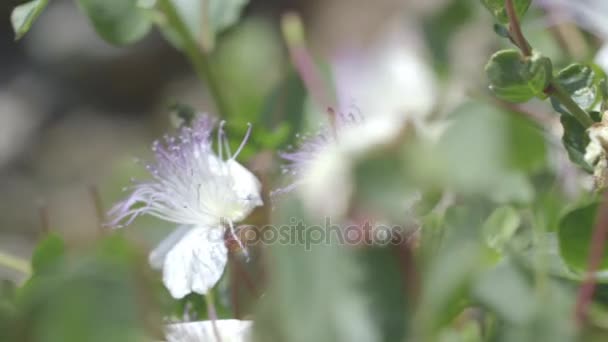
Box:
left=232, top=123, right=252, bottom=160
left=218, top=120, right=226, bottom=160
left=228, top=219, right=250, bottom=261
left=222, top=128, right=233, bottom=160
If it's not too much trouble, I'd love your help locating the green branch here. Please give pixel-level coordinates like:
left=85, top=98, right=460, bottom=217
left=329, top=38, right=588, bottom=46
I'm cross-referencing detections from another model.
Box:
left=504, top=0, right=593, bottom=129
left=157, top=0, right=230, bottom=118
left=547, top=82, right=594, bottom=128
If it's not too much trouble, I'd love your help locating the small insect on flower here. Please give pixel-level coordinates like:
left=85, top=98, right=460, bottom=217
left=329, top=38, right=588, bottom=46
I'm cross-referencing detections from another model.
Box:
left=108, top=114, right=262, bottom=299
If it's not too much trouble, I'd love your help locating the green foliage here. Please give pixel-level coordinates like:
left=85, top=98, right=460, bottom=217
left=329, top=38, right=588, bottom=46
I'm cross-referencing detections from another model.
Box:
left=483, top=206, right=521, bottom=251
left=10, top=0, right=49, bottom=40
left=485, top=50, right=552, bottom=102
left=422, top=0, right=474, bottom=75
left=408, top=101, right=542, bottom=204
left=30, top=233, right=65, bottom=275
left=558, top=202, right=608, bottom=273
left=555, top=64, right=606, bottom=111
left=76, top=0, right=152, bottom=45
left=560, top=111, right=601, bottom=173
left=480, top=0, right=531, bottom=24
left=9, top=0, right=608, bottom=340
left=158, top=0, right=249, bottom=51
left=6, top=234, right=163, bottom=342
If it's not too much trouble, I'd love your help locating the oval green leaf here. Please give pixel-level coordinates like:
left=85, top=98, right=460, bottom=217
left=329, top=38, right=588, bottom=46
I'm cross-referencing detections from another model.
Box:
left=480, top=0, right=531, bottom=24
left=10, top=0, right=49, bottom=40
left=558, top=202, right=608, bottom=273
left=76, top=0, right=152, bottom=46
left=485, top=49, right=552, bottom=103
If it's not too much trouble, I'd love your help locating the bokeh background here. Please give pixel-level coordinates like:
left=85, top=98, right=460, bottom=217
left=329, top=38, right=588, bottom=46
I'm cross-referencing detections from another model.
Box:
left=0, top=0, right=588, bottom=294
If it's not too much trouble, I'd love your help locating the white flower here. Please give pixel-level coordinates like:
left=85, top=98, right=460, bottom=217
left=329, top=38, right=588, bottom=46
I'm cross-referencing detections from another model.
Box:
left=584, top=124, right=608, bottom=167
left=276, top=27, right=437, bottom=216
left=332, top=23, right=438, bottom=145
left=109, top=115, right=262, bottom=298
left=165, top=319, right=252, bottom=342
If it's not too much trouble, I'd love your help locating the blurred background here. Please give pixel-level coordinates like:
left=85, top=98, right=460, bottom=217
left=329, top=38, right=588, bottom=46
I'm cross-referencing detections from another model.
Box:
left=5, top=0, right=608, bottom=341
left=0, top=0, right=496, bottom=281
left=0, top=0, right=588, bottom=288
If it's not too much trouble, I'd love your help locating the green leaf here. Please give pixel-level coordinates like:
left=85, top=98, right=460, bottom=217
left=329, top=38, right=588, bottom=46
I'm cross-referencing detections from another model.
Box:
left=560, top=112, right=601, bottom=173
left=17, top=235, right=162, bottom=342
left=480, top=0, right=532, bottom=24
left=474, top=260, right=535, bottom=324
left=10, top=0, right=49, bottom=40
left=30, top=233, right=65, bottom=275
left=558, top=202, right=607, bottom=273
left=159, top=0, right=249, bottom=51
left=493, top=23, right=510, bottom=39
left=504, top=109, right=548, bottom=172
left=554, top=63, right=606, bottom=111
left=485, top=49, right=552, bottom=102
left=76, top=0, right=152, bottom=45
left=422, top=0, right=473, bottom=75
left=482, top=206, right=521, bottom=251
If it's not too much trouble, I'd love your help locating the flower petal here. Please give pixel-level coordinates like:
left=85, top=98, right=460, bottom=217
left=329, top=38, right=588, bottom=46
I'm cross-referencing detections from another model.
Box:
left=162, top=226, right=228, bottom=299
left=149, top=225, right=194, bottom=270
left=227, top=159, right=263, bottom=209
left=165, top=319, right=252, bottom=342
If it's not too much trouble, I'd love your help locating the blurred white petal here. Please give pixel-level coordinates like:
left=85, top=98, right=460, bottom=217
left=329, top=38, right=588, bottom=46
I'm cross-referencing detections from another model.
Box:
left=595, top=44, right=608, bottom=74
left=300, top=146, right=353, bottom=217
left=162, top=226, right=227, bottom=299
left=165, top=319, right=252, bottom=342
left=149, top=225, right=194, bottom=270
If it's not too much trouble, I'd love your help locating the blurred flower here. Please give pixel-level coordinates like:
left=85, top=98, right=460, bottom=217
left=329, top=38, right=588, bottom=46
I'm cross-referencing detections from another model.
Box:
left=332, top=23, right=439, bottom=143
left=277, top=25, right=438, bottom=217
left=277, top=111, right=359, bottom=216
left=165, top=319, right=252, bottom=342
left=108, top=115, right=262, bottom=298
left=585, top=113, right=608, bottom=189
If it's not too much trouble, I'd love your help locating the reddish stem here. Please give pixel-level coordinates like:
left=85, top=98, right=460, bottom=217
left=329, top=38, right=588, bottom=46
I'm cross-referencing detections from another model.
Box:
left=574, top=190, right=608, bottom=325
left=505, top=0, right=532, bottom=57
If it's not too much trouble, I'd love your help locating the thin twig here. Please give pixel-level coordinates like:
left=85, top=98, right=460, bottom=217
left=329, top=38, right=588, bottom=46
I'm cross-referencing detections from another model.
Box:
left=503, top=0, right=593, bottom=128
left=574, top=191, right=608, bottom=326
left=505, top=0, right=532, bottom=57
left=38, top=203, right=50, bottom=237
left=281, top=12, right=334, bottom=111
left=157, top=0, right=231, bottom=118
left=88, top=185, right=105, bottom=235
left=393, top=233, right=419, bottom=301
left=205, top=291, right=223, bottom=342
left=229, top=254, right=241, bottom=319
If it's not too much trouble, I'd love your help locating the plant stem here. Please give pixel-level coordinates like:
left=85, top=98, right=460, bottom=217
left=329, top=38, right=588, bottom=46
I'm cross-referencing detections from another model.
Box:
left=157, top=0, right=230, bottom=118
left=205, top=290, right=223, bottom=341
left=281, top=12, right=334, bottom=114
left=503, top=0, right=593, bottom=129
left=574, top=191, right=608, bottom=326
left=505, top=0, right=531, bottom=57
left=547, top=82, right=594, bottom=128
left=88, top=184, right=106, bottom=235
left=0, top=250, right=31, bottom=275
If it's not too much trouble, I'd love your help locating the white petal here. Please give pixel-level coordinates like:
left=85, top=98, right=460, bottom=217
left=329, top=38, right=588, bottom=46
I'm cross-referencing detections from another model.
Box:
left=149, top=225, right=194, bottom=270
left=163, top=226, right=228, bottom=299
left=165, top=319, right=253, bottom=342
left=300, top=146, right=353, bottom=217
left=227, top=159, right=263, bottom=208
left=595, top=44, right=608, bottom=75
